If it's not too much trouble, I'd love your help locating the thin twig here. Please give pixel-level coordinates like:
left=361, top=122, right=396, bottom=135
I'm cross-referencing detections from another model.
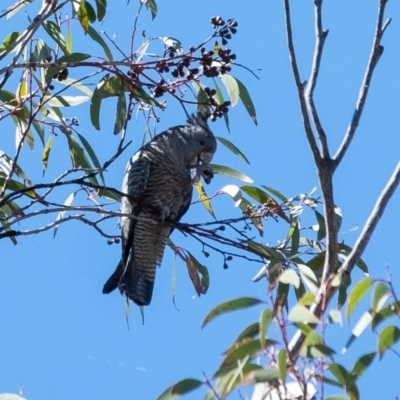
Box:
left=305, top=0, right=330, bottom=159
left=333, top=0, right=391, bottom=170
left=341, top=161, right=400, bottom=274
left=282, top=0, right=321, bottom=164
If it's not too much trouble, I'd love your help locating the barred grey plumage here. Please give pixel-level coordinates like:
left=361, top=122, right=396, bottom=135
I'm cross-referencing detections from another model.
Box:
left=102, top=113, right=217, bottom=306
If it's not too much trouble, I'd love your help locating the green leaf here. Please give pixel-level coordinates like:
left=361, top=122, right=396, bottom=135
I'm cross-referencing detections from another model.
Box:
left=95, top=0, right=107, bottom=21
left=42, top=134, right=53, bottom=172
left=339, top=244, right=369, bottom=273
left=45, top=53, right=91, bottom=81
left=202, top=297, right=263, bottom=329
left=77, top=1, right=90, bottom=33
left=220, top=74, right=239, bottom=106
left=132, top=85, right=162, bottom=107
left=0, top=394, right=27, bottom=400
left=372, top=282, right=389, bottom=313
left=278, top=349, right=287, bottom=381
left=160, top=37, right=183, bottom=53
left=187, top=252, right=209, bottom=295
left=5, top=0, right=34, bottom=20
left=194, top=180, right=215, bottom=218
left=113, top=91, right=126, bottom=134
left=325, top=397, right=351, bottom=400
left=328, top=309, right=343, bottom=325
left=85, top=1, right=97, bottom=23
left=288, top=305, right=319, bottom=324
left=172, top=378, right=202, bottom=395
left=338, top=271, right=351, bottom=309
left=346, top=277, right=373, bottom=319
left=252, top=367, right=280, bottom=383
left=0, top=32, right=21, bottom=52
left=0, top=178, right=39, bottom=200
left=328, top=364, right=359, bottom=400
left=0, top=152, right=33, bottom=185
left=77, top=133, right=104, bottom=185
left=144, top=0, right=157, bottom=19
left=215, top=137, right=249, bottom=163
left=378, top=325, right=400, bottom=358
left=43, top=21, right=67, bottom=53
left=214, top=81, right=229, bottom=131
left=352, top=352, right=376, bottom=378
left=193, top=82, right=209, bottom=114
left=43, top=95, right=90, bottom=107
left=54, top=192, right=75, bottom=238
left=262, top=185, right=289, bottom=203
left=314, top=210, right=326, bottom=241
left=156, top=378, right=202, bottom=400
left=209, top=164, right=252, bottom=183
left=221, top=339, right=275, bottom=367
left=240, top=186, right=276, bottom=205
left=236, top=322, right=259, bottom=342
left=259, top=308, right=273, bottom=349
left=90, top=82, right=103, bottom=130
left=372, top=301, right=400, bottom=330
left=236, top=77, right=257, bottom=124
left=279, top=269, right=300, bottom=288
left=88, top=26, right=113, bottom=61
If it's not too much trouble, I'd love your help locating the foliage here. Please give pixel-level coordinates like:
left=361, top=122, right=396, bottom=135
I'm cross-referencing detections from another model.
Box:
left=1, top=1, right=400, bottom=400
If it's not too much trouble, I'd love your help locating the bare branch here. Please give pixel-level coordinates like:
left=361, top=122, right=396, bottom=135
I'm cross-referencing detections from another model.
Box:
left=282, top=0, right=322, bottom=164
left=305, top=0, right=330, bottom=159
left=341, top=161, right=400, bottom=274
left=333, top=0, right=391, bottom=170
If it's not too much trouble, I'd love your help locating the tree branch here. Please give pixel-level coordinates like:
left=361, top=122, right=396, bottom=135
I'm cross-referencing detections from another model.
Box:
left=305, top=0, right=330, bottom=159
left=341, top=161, right=400, bottom=274
left=282, top=0, right=322, bottom=165
left=332, top=0, right=391, bottom=170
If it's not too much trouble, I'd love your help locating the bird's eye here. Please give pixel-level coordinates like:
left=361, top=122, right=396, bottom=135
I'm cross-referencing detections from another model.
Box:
left=199, top=140, right=205, bottom=146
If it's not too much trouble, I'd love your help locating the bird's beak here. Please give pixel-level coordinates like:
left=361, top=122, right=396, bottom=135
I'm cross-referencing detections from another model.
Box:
left=199, top=152, right=214, bottom=165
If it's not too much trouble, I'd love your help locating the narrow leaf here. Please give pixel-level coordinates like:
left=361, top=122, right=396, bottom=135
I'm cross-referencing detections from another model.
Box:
left=53, top=192, right=75, bottom=238
left=279, top=269, right=300, bottom=288
left=236, top=77, right=257, bottom=124
left=288, top=305, right=319, bottom=324
left=278, top=349, right=287, bottom=381
left=95, top=0, right=107, bottom=21
left=202, top=297, right=263, bottom=329
left=346, top=278, right=373, bottom=319
left=194, top=180, right=214, bottom=217
left=352, top=352, right=376, bottom=378
left=216, top=137, right=249, bottom=163
left=220, top=74, right=239, bottom=106
left=88, top=26, right=113, bottom=60
left=113, top=91, right=126, bottom=134
left=209, top=163, right=253, bottom=183
left=144, top=0, right=157, bottom=19
left=77, top=133, right=104, bottom=185
left=378, top=325, right=400, bottom=358
left=259, top=308, right=273, bottom=349
left=43, top=21, right=67, bottom=53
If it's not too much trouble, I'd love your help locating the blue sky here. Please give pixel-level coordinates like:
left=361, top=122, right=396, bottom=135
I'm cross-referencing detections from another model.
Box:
left=1, top=1, right=400, bottom=399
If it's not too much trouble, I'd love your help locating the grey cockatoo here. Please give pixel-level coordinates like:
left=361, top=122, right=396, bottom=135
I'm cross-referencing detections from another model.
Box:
left=103, top=113, right=217, bottom=306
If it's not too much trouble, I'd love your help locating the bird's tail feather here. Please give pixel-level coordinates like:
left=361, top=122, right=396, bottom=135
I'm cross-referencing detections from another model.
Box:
left=123, top=272, right=154, bottom=306
left=102, top=260, right=123, bottom=294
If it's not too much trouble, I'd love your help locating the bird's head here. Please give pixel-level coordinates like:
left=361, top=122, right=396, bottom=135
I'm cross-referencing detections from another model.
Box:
left=185, top=113, right=217, bottom=169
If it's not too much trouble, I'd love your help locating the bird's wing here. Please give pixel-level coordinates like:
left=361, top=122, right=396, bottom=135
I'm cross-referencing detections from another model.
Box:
left=121, top=152, right=151, bottom=264
left=102, top=152, right=151, bottom=295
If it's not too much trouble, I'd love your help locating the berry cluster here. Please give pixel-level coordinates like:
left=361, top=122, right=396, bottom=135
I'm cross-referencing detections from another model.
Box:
left=137, top=17, right=239, bottom=120
left=53, top=67, right=69, bottom=81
